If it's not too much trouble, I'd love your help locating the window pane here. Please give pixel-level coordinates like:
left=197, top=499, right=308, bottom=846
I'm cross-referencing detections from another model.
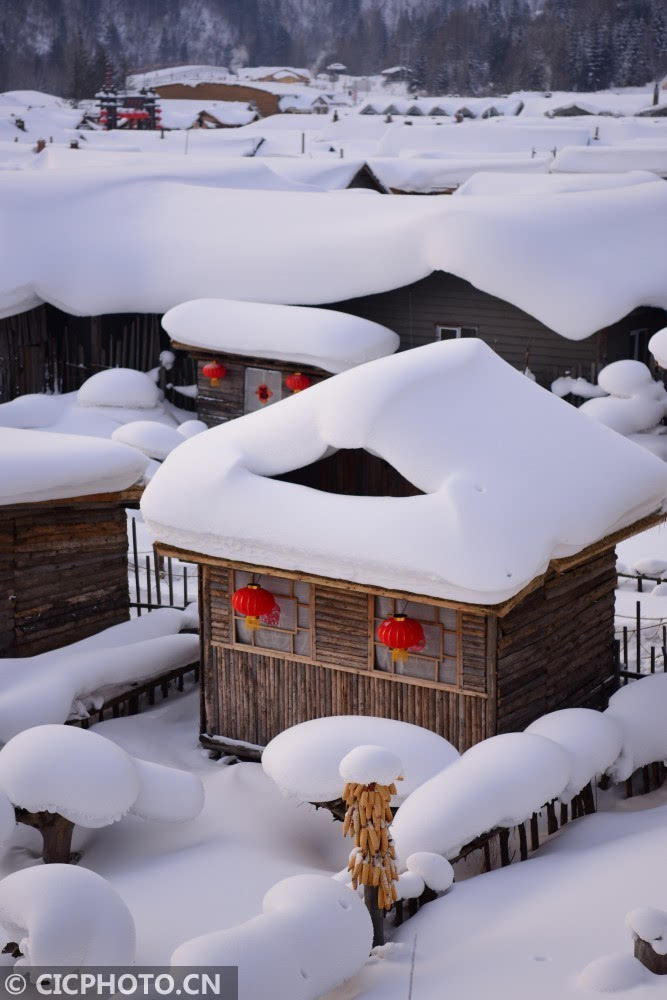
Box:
left=261, top=575, right=292, bottom=597
left=244, top=368, right=282, bottom=414
left=421, top=623, right=440, bottom=657
left=294, top=630, right=312, bottom=657
left=375, top=596, right=394, bottom=618
left=297, top=605, right=311, bottom=628
left=396, top=656, right=435, bottom=681
left=439, top=607, right=458, bottom=629
left=274, top=597, right=296, bottom=631
left=403, top=601, right=435, bottom=622
left=375, top=645, right=392, bottom=672
left=235, top=570, right=253, bottom=589
left=253, top=628, right=292, bottom=653
left=443, top=632, right=457, bottom=657
left=294, top=581, right=310, bottom=603
left=438, top=658, right=458, bottom=685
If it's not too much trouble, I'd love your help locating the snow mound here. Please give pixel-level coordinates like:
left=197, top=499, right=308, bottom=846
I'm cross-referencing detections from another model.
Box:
left=577, top=954, right=650, bottom=993
left=406, top=853, right=454, bottom=893
left=171, top=875, right=372, bottom=999
left=0, top=610, right=199, bottom=741
left=142, top=340, right=667, bottom=606
left=395, top=871, right=425, bottom=900
left=339, top=745, right=402, bottom=786
left=177, top=420, right=207, bottom=439
left=648, top=327, right=667, bottom=368
left=391, top=732, right=571, bottom=862
left=605, top=673, right=667, bottom=781
left=162, top=298, right=399, bottom=375
left=633, top=557, right=667, bottom=576
left=130, top=758, right=204, bottom=823
left=598, top=361, right=654, bottom=398
left=0, top=725, right=139, bottom=828
left=77, top=369, right=160, bottom=409
left=525, top=709, right=623, bottom=800
left=111, top=421, right=185, bottom=461
left=262, top=715, right=459, bottom=803
left=1, top=428, right=148, bottom=505
left=0, top=865, right=135, bottom=967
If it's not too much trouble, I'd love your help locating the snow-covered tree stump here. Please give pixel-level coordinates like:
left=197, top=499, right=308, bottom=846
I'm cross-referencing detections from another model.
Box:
left=627, top=908, right=667, bottom=974
left=14, top=809, right=75, bottom=865
left=340, top=745, right=402, bottom=948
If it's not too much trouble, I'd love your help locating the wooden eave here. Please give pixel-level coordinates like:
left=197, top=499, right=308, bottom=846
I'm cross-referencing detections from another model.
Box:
left=0, top=483, right=144, bottom=516
left=154, top=506, right=666, bottom=620
left=169, top=341, right=330, bottom=376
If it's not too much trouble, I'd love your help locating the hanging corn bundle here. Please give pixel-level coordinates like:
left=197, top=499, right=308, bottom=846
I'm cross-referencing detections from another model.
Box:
left=339, top=745, right=403, bottom=913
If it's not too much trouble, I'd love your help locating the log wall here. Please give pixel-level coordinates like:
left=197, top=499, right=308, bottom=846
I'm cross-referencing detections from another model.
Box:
left=188, top=350, right=327, bottom=427
left=0, top=497, right=131, bottom=657
left=495, top=549, right=617, bottom=732
left=200, top=565, right=490, bottom=751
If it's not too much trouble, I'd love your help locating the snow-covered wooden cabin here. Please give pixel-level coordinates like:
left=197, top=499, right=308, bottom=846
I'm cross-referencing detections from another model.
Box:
left=1, top=430, right=147, bottom=657
left=161, top=299, right=399, bottom=426
left=142, top=340, right=667, bottom=754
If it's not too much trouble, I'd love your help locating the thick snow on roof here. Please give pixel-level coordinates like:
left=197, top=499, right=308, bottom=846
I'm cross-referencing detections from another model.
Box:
left=1, top=428, right=148, bottom=505
left=367, top=153, right=551, bottom=192
left=142, top=340, right=667, bottom=605
left=376, top=121, right=592, bottom=156
left=456, top=170, right=659, bottom=197
left=3, top=172, right=667, bottom=338
left=158, top=99, right=257, bottom=130
left=553, top=144, right=667, bottom=176
left=162, top=298, right=398, bottom=373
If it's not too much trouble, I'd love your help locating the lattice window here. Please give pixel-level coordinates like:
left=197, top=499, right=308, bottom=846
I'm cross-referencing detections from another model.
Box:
left=232, top=570, right=312, bottom=658
left=373, top=597, right=459, bottom=686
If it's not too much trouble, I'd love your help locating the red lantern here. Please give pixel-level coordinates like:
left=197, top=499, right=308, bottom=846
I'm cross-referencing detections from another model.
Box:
left=285, top=372, right=311, bottom=394
left=377, top=616, right=425, bottom=662
left=256, top=383, right=273, bottom=404
left=232, top=584, right=280, bottom=631
left=202, top=361, right=226, bottom=387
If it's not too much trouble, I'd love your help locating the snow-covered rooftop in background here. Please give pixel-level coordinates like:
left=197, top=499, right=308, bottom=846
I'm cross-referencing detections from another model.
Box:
left=3, top=173, right=667, bottom=338
left=142, top=339, right=667, bottom=605
left=162, top=298, right=398, bottom=373
left=1, top=428, right=148, bottom=505
left=552, top=144, right=667, bottom=177
left=455, top=170, right=659, bottom=197
left=367, top=153, right=551, bottom=192
left=158, top=100, right=257, bottom=130
left=376, top=122, right=593, bottom=157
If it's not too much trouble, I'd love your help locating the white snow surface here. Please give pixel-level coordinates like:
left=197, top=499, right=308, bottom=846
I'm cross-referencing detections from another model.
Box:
left=525, top=709, right=623, bottom=800
left=626, top=907, right=667, bottom=954
left=605, top=673, right=667, bottom=781
left=129, top=758, right=205, bottom=823
left=576, top=954, right=651, bottom=993
left=171, top=875, right=372, bottom=999
left=111, top=421, right=186, bottom=461
left=0, top=725, right=140, bottom=828
left=142, top=340, right=667, bottom=605
left=0, top=428, right=148, bottom=505
left=77, top=369, right=160, bottom=409
left=455, top=170, right=659, bottom=197
left=338, top=745, right=403, bottom=786
left=2, top=171, right=667, bottom=340
left=0, top=609, right=199, bottom=740
left=648, top=327, right=667, bottom=369
left=390, top=733, right=572, bottom=862
left=162, top=298, right=399, bottom=374
left=405, top=853, right=454, bottom=893
left=553, top=144, right=667, bottom=176
left=262, top=715, right=459, bottom=804
left=0, top=865, right=136, bottom=967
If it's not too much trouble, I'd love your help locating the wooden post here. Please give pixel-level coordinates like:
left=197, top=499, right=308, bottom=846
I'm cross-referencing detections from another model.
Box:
left=634, top=937, right=667, bottom=975
left=364, top=885, right=384, bottom=948
left=15, top=808, right=75, bottom=864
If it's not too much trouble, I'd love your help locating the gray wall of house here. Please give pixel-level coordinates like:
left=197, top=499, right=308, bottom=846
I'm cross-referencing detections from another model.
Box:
left=330, top=271, right=666, bottom=386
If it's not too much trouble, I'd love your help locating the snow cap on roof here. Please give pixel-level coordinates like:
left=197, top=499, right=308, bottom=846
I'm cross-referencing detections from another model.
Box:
left=1, top=428, right=148, bottom=505
left=142, top=339, right=667, bottom=606
left=162, top=298, right=399, bottom=373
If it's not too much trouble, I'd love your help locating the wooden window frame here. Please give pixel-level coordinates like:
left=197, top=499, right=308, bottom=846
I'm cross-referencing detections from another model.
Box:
left=371, top=596, right=462, bottom=689
left=230, top=569, right=314, bottom=661
left=435, top=325, right=479, bottom=342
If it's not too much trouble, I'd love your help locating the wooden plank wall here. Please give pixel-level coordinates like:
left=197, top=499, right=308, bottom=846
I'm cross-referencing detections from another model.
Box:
left=194, top=354, right=326, bottom=427
left=201, top=566, right=488, bottom=751
left=277, top=448, right=422, bottom=497
left=330, top=273, right=665, bottom=386
left=0, top=500, right=131, bottom=657
left=495, top=549, right=617, bottom=732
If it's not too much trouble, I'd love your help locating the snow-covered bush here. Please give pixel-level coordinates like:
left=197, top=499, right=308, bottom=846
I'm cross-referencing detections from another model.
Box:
left=525, top=708, right=623, bottom=800
left=111, top=421, right=186, bottom=461
left=0, top=864, right=135, bottom=967
left=405, top=852, right=454, bottom=893
left=77, top=368, right=160, bottom=410
left=579, top=360, right=667, bottom=459
left=0, top=608, right=199, bottom=741
left=605, top=672, right=667, bottom=781
left=171, top=875, right=372, bottom=1000
left=262, top=715, right=459, bottom=804
left=0, top=725, right=204, bottom=863
left=391, top=732, right=571, bottom=862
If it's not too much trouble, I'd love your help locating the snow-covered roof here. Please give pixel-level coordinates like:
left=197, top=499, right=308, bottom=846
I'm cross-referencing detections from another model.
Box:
left=158, top=100, right=257, bottom=130
left=376, top=121, right=592, bottom=157
left=161, top=299, right=399, bottom=373
left=142, top=339, right=667, bottom=606
left=455, top=170, right=660, bottom=197
left=552, top=144, right=667, bottom=177
left=3, top=173, right=667, bottom=339
left=1, top=428, right=148, bottom=505
left=367, top=153, right=551, bottom=192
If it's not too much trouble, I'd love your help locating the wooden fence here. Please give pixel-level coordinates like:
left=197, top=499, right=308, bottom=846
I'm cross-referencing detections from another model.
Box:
left=129, top=514, right=197, bottom=614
